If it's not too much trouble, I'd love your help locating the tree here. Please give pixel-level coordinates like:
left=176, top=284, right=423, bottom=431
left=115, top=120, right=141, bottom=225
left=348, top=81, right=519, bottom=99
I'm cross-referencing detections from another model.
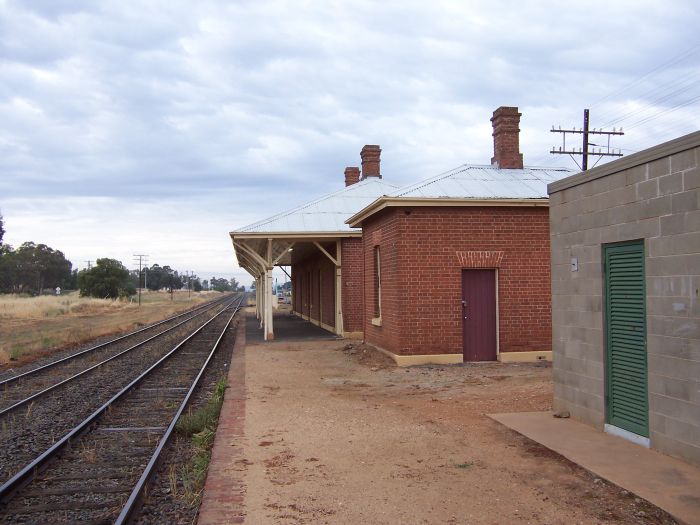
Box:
left=79, top=258, right=135, bottom=299
left=145, top=264, right=164, bottom=291
left=193, top=278, right=203, bottom=292
left=1, top=242, right=73, bottom=294
left=210, top=277, right=232, bottom=292
left=65, top=269, right=79, bottom=290
left=0, top=210, right=5, bottom=246
left=0, top=244, right=15, bottom=292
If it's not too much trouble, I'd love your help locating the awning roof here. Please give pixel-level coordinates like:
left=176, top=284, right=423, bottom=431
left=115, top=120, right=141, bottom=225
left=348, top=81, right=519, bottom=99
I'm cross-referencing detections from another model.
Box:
left=230, top=177, right=398, bottom=274
left=232, top=178, right=398, bottom=236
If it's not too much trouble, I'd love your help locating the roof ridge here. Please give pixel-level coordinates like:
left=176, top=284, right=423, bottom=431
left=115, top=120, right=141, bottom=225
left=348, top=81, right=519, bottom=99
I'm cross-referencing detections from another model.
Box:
left=391, top=164, right=474, bottom=197
left=390, top=164, right=575, bottom=198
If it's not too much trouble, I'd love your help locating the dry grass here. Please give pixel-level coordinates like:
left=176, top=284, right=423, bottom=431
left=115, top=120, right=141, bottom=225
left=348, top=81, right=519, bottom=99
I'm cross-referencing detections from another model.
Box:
left=0, top=294, right=125, bottom=320
left=0, top=290, right=222, bottom=368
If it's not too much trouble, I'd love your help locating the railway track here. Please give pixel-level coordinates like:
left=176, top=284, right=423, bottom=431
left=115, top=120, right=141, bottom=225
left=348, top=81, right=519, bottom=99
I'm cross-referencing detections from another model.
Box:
left=0, top=294, right=244, bottom=524
left=0, top=294, right=237, bottom=486
left=0, top=293, right=232, bottom=398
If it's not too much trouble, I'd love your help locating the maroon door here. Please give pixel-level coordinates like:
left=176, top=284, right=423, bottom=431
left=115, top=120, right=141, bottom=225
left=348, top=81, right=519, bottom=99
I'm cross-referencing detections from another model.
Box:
left=462, top=269, right=497, bottom=361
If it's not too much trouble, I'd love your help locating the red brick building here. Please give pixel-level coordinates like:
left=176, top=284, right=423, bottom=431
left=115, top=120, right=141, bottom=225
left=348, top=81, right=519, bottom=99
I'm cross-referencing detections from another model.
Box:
left=232, top=107, right=572, bottom=364
left=347, top=107, right=573, bottom=364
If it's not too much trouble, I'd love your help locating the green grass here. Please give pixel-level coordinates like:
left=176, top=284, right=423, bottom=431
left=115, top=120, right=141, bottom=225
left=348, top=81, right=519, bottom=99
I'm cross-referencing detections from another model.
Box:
left=174, top=377, right=228, bottom=506
left=455, top=461, right=474, bottom=469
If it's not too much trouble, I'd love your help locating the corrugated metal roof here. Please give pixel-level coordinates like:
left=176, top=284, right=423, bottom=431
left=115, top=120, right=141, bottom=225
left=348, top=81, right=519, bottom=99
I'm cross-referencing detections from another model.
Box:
left=389, top=165, right=576, bottom=199
left=234, top=178, right=398, bottom=233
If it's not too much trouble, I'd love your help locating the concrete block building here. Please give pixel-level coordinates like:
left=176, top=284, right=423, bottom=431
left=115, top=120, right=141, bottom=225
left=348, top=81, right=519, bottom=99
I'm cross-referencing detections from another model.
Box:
left=548, top=131, right=700, bottom=465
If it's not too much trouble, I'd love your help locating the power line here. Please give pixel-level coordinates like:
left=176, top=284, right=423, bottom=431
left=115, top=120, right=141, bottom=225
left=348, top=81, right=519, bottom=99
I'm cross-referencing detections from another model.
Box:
left=624, top=93, right=700, bottom=131
left=599, top=76, right=700, bottom=128
left=589, top=44, right=700, bottom=111
left=132, top=254, right=149, bottom=306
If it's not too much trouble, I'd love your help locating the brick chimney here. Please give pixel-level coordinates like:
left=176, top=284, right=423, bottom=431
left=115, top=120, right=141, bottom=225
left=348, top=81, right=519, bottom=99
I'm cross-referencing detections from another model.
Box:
left=344, top=166, right=360, bottom=186
left=490, top=106, right=523, bottom=169
left=360, top=145, right=381, bottom=179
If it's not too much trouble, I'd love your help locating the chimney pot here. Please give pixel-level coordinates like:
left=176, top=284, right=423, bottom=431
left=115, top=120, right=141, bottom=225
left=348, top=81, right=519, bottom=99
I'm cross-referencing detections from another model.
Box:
left=490, top=106, right=524, bottom=169
left=360, top=145, right=381, bottom=179
left=344, top=166, right=360, bottom=186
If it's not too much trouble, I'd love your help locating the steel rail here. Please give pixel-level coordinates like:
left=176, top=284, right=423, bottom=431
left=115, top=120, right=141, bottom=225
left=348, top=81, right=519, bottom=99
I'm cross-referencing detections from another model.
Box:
left=0, top=292, right=234, bottom=388
left=0, top=296, right=233, bottom=417
left=0, top=296, right=241, bottom=506
left=115, top=295, right=244, bottom=524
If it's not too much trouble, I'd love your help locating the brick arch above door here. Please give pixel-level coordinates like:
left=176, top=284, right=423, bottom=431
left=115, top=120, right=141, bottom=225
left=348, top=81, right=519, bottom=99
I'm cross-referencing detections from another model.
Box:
left=456, top=251, right=504, bottom=268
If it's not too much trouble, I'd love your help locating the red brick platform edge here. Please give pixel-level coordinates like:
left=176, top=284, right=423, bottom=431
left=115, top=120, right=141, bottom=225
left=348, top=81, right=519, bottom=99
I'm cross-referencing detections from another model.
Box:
left=197, top=313, right=247, bottom=524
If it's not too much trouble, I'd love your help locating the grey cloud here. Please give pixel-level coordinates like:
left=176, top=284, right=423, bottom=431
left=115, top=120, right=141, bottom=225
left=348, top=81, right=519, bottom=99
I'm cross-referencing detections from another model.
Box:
left=1, top=0, right=699, bottom=276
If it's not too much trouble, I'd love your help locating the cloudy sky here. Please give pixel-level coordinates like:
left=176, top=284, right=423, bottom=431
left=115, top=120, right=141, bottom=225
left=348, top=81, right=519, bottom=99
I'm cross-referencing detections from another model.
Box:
left=1, top=0, right=699, bottom=287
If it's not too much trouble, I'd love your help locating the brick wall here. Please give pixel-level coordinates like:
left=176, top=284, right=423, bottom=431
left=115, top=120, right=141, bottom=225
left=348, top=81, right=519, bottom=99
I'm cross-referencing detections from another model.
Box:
left=290, top=238, right=364, bottom=333
left=292, top=249, right=336, bottom=329
left=362, top=206, right=552, bottom=357
left=549, top=133, right=700, bottom=465
left=363, top=209, right=403, bottom=353
left=341, top=237, right=364, bottom=333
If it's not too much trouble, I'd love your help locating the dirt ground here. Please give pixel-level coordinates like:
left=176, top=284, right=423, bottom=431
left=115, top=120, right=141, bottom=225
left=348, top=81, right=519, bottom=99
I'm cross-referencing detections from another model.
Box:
left=236, top=339, right=675, bottom=525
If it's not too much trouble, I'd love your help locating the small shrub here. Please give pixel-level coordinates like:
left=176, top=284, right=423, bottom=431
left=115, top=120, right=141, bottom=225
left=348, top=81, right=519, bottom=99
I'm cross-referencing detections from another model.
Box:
left=9, top=346, right=22, bottom=361
left=175, top=376, right=227, bottom=506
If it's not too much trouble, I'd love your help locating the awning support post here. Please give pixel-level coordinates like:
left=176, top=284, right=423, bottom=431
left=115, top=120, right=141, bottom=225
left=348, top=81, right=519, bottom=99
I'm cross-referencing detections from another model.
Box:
left=335, top=239, right=344, bottom=336
left=256, top=275, right=261, bottom=321
left=264, top=239, right=274, bottom=340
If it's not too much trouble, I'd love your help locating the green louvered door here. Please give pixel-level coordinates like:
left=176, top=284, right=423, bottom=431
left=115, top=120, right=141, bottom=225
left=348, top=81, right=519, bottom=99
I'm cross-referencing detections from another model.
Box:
left=604, top=241, right=648, bottom=437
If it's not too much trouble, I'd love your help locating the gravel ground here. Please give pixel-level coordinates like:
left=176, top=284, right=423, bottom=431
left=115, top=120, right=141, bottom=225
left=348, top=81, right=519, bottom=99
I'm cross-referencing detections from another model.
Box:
left=0, top=305, right=240, bottom=524
left=232, top=338, right=677, bottom=525
left=135, top=317, right=239, bottom=524
left=0, top=302, right=229, bottom=485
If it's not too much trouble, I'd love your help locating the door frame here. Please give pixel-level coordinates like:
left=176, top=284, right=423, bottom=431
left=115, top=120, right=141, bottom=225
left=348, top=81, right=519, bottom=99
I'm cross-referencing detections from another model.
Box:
left=602, top=239, right=650, bottom=446
left=461, top=268, right=499, bottom=361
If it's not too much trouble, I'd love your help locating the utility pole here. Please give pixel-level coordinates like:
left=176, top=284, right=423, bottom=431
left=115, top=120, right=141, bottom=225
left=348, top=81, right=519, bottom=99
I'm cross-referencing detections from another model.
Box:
left=133, top=254, right=149, bottom=306
left=84, top=260, right=93, bottom=270
left=550, top=109, right=624, bottom=170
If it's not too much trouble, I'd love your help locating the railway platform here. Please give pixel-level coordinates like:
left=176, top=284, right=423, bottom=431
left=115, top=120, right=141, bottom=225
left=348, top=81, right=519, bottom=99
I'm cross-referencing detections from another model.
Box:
left=245, top=309, right=338, bottom=343
left=198, top=309, right=339, bottom=524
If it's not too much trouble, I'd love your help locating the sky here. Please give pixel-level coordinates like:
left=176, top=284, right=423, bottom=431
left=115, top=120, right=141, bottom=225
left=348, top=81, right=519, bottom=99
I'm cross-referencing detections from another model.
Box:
left=1, top=0, right=699, bottom=287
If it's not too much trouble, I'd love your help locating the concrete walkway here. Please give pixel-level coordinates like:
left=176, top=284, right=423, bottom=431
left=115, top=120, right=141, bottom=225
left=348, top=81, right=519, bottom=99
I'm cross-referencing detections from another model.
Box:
left=245, top=309, right=338, bottom=344
left=490, top=412, right=700, bottom=525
